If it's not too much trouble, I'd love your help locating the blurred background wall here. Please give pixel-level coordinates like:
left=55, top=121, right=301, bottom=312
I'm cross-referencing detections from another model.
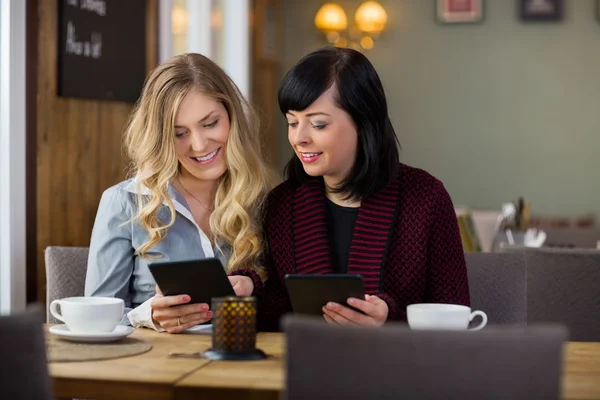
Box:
left=281, top=0, right=600, bottom=218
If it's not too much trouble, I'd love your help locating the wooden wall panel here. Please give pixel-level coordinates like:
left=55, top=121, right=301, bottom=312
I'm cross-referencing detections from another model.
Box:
left=251, top=0, right=283, bottom=171
left=34, top=0, right=158, bottom=302
left=27, top=0, right=40, bottom=302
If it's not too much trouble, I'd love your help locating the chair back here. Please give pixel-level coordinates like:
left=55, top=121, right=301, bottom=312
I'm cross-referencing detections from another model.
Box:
left=284, top=316, right=566, bottom=400
left=543, top=228, right=600, bottom=249
left=465, top=252, right=527, bottom=324
left=0, top=307, right=53, bottom=399
left=45, top=246, right=90, bottom=323
left=526, top=247, right=600, bottom=341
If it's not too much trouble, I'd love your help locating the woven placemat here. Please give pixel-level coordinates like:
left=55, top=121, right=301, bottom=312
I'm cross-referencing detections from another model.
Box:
left=45, top=327, right=152, bottom=363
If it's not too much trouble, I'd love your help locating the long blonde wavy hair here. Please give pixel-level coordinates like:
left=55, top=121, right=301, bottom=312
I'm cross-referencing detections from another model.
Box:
left=124, top=53, right=275, bottom=280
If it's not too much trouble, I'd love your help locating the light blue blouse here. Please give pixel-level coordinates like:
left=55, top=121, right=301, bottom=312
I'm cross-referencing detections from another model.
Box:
left=84, top=178, right=228, bottom=325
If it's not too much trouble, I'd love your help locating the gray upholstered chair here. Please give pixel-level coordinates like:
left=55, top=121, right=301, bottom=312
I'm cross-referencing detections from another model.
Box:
left=44, top=246, right=90, bottom=323
left=284, top=316, right=567, bottom=400
left=0, top=307, right=53, bottom=399
left=525, top=247, right=600, bottom=341
left=465, top=252, right=527, bottom=325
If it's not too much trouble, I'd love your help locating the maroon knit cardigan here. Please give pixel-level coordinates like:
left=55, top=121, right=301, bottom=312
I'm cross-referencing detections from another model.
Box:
left=253, top=163, right=470, bottom=331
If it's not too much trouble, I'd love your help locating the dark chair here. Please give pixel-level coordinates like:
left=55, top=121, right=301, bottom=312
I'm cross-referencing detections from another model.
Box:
left=284, top=316, right=567, bottom=400
left=0, top=307, right=53, bottom=399
left=465, top=252, right=527, bottom=325
left=525, top=247, right=600, bottom=341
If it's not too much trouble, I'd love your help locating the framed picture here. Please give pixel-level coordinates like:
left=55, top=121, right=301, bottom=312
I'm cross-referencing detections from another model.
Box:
left=436, top=0, right=484, bottom=24
left=519, top=0, right=563, bottom=22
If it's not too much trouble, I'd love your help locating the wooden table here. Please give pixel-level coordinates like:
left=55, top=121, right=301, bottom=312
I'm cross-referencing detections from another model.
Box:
left=174, top=333, right=285, bottom=400
left=49, top=329, right=600, bottom=400
left=49, top=328, right=212, bottom=400
left=562, top=342, right=600, bottom=400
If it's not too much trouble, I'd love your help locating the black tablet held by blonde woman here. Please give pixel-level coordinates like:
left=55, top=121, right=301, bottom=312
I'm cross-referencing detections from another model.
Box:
left=148, top=258, right=235, bottom=305
left=284, top=274, right=365, bottom=316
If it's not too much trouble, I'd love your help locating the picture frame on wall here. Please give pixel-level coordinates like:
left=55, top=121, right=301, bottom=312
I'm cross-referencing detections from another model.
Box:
left=519, top=0, right=563, bottom=22
left=436, top=0, right=484, bottom=24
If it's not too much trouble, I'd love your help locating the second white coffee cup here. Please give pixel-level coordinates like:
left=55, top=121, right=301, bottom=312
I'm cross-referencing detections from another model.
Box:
left=407, top=303, right=487, bottom=331
left=50, top=296, right=124, bottom=334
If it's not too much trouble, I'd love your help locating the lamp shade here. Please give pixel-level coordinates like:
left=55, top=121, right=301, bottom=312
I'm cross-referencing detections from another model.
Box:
left=355, top=1, right=387, bottom=33
left=315, top=3, right=348, bottom=32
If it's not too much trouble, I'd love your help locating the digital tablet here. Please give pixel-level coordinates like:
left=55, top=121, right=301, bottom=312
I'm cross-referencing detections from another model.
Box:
left=148, top=258, right=235, bottom=305
left=284, top=274, right=365, bottom=316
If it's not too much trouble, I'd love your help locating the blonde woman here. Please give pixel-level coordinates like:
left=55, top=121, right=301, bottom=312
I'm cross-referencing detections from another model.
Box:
left=84, top=53, right=274, bottom=333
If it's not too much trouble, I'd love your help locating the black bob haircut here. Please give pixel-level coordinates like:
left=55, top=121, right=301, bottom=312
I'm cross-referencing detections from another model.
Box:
left=278, top=46, right=400, bottom=201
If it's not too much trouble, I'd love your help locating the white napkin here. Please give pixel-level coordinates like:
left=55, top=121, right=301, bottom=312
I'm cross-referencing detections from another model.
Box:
left=183, top=324, right=212, bottom=334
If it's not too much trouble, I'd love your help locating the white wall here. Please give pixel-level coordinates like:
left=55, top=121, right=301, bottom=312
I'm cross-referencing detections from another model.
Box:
left=0, top=0, right=27, bottom=314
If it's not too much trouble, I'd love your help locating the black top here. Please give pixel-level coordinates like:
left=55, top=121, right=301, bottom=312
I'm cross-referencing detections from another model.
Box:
left=325, top=198, right=359, bottom=273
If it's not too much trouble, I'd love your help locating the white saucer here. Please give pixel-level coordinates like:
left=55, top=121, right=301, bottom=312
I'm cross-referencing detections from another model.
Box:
left=49, top=324, right=134, bottom=343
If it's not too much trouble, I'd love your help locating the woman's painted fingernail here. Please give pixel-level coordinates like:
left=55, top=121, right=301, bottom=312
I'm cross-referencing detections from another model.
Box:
left=206, top=312, right=213, bottom=318
left=182, top=295, right=191, bottom=302
left=201, top=304, right=209, bottom=311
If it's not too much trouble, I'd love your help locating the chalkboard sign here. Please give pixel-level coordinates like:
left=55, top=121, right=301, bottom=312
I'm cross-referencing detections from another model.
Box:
left=57, top=0, right=147, bottom=102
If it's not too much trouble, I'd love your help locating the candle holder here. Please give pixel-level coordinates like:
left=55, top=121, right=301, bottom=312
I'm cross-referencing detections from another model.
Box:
left=203, top=296, right=267, bottom=361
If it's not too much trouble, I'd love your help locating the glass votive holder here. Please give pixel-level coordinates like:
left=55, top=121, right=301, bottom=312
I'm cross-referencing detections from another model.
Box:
left=203, top=296, right=267, bottom=361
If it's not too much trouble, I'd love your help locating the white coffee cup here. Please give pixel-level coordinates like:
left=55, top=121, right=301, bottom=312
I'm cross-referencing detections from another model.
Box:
left=50, top=297, right=124, bottom=333
left=407, top=303, right=487, bottom=331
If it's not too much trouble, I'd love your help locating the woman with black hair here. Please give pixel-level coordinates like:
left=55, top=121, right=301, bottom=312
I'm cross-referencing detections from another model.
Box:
left=258, top=46, right=470, bottom=331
